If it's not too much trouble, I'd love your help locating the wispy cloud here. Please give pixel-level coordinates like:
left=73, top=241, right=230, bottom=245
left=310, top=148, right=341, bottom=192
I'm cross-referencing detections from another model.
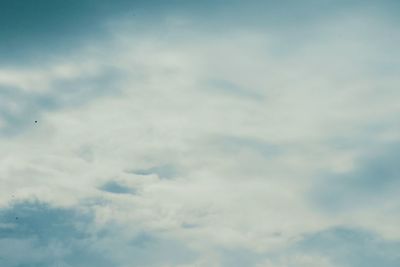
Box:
left=1, top=0, right=400, bottom=266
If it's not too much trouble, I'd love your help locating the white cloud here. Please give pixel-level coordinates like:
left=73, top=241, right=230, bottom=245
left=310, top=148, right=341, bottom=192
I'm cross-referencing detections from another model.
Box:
left=257, top=254, right=334, bottom=267
left=1, top=6, right=400, bottom=266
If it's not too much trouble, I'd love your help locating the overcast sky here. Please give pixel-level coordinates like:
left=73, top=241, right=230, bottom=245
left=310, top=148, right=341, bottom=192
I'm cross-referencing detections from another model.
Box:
left=1, top=1, right=400, bottom=266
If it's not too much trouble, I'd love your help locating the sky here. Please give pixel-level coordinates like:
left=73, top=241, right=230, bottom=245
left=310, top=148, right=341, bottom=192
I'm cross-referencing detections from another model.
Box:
left=0, top=0, right=400, bottom=266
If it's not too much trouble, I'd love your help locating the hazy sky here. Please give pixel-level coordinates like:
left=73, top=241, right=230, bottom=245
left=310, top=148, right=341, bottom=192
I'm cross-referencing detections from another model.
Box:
left=1, top=1, right=400, bottom=266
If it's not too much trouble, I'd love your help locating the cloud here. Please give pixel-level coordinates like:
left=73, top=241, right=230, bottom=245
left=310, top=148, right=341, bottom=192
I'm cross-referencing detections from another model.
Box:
left=292, top=227, right=400, bottom=267
left=1, top=1, right=400, bottom=266
left=0, top=63, right=125, bottom=137
left=257, top=226, right=400, bottom=267
left=0, top=200, right=199, bottom=267
left=130, top=164, right=178, bottom=179
left=0, top=200, right=114, bottom=267
left=99, top=181, right=136, bottom=195
left=0, top=0, right=148, bottom=65
left=1, top=201, right=399, bottom=266
left=313, top=143, right=400, bottom=212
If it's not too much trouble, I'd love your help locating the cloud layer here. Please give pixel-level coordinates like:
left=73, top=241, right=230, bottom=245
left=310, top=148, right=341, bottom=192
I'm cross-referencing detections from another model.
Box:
left=1, top=1, right=400, bottom=266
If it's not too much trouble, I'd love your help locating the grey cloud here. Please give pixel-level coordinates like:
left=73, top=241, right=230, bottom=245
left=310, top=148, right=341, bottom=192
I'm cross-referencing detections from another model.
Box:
left=0, top=67, right=123, bottom=137
left=119, top=233, right=197, bottom=266
left=292, top=227, right=400, bottom=267
left=77, top=145, right=95, bottom=163
left=311, top=143, right=400, bottom=212
left=129, top=164, right=178, bottom=179
left=99, top=181, right=136, bottom=195
left=0, top=200, right=198, bottom=267
left=0, top=200, right=114, bottom=267
left=205, top=79, right=263, bottom=100
left=218, top=248, right=264, bottom=267
left=254, top=226, right=400, bottom=267
left=217, top=135, right=281, bottom=158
